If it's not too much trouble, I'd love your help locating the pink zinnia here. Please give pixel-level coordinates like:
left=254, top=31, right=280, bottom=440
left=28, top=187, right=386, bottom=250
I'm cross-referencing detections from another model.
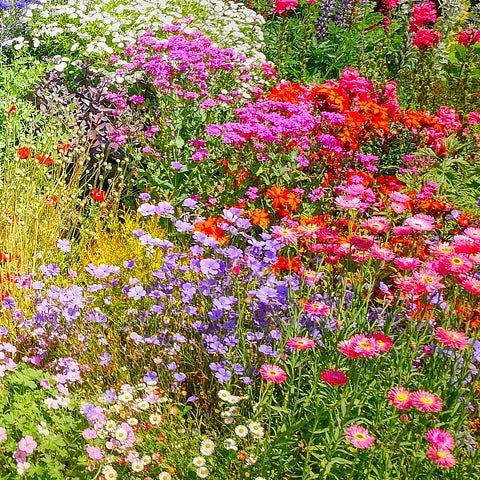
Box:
left=435, top=327, right=470, bottom=350
left=404, top=214, right=436, bottom=232
left=411, top=390, right=443, bottom=412
left=426, top=429, right=455, bottom=450
left=286, top=337, right=315, bottom=350
left=259, top=364, right=287, bottom=383
left=321, top=370, right=348, bottom=385
left=427, top=447, right=456, bottom=468
left=388, top=387, right=412, bottom=410
left=303, top=301, right=330, bottom=316
left=346, top=426, right=376, bottom=449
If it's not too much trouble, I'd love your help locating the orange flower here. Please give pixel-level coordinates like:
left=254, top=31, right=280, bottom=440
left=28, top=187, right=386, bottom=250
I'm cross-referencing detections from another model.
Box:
left=193, top=217, right=229, bottom=245
left=267, top=82, right=307, bottom=104
left=250, top=209, right=270, bottom=228
left=17, top=147, right=31, bottom=159
left=35, top=154, right=53, bottom=165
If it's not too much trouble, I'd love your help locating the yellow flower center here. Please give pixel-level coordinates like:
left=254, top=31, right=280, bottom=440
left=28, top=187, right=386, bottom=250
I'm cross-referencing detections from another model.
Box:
left=396, top=393, right=408, bottom=401
left=437, top=451, right=447, bottom=459
left=354, top=433, right=366, bottom=441
left=451, top=258, right=463, bottom=266
left=359, top=341, right=372, bottom=349
left=420, top=397, right=433, bottom=405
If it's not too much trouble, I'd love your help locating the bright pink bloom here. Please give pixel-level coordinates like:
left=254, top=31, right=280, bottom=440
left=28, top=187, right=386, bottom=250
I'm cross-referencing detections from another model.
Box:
left=259, top=364, right=287, bottom=383
left=438, top=254, right=473, bottom=274
left=372, top=333, right=393, bottom=352
left=321, top=370, right=348, bottom=385
left=467, top=111, right=480, bottom=125
left=435, top=327, right=470, bottom=350
left=286, top=337, right=315, bottom=350
left=361, top=216, right=390, bottom=234
left=458, top=274, right=480, bottom=295
left=274, top=0, right=298, bottom=14
left=404, top=214, right=436, bottom=232
left=339, top=334, right=380, bottom=358
left=426, top=429, right=455, bottom=450
left=388, top=387, right=412, bottom=410
left=413, top=29, right=442, bottom=49
left=271, top=226, right=299, bottom=245
left=371, top=245, right=395, bottom=261
left=394, top=257, right=421, bottom=270
left=411, top=390, right=443, bottom=412
left=303, top=301, right=330, bottom=316
left=411, top=2, right=437, bottom=30
left=427, top=447, right=456, bottom=468
left=458, top=30, right=480, bottom=46
left=346, top=426, right=376, bottom=449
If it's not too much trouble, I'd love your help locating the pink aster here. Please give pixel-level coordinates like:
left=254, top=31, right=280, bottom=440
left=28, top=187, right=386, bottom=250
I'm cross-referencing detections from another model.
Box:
left=426, top=429, right=455, bottom=450
left=411, top=390, right=443, bottom=412
left=372, top=333, right=393, bottom=352
left=394, top=256, right=421, bottom=270
left=388, top=387, right=412, bottom=410
left=286, top=337, right=315, bottom=350
left=435, top=327, right=470, bottom=350
left=346, top=426, right=376, bottom=449
left=271, top=226, right=299, bottom=245
left=351, top=335, right=380, bottom=357
left=321, top=370, right=348, bottom=385
left=259, top=364, right=287, bottom=383
left=404, top=214, right=436, bottom=232
left=361, top=216, right=390, bottom=234
left=438, top=254, right=473, bottom=274
left=303, top=301, right=330, bottom=316
left=427, top=447, right=456, bottom=468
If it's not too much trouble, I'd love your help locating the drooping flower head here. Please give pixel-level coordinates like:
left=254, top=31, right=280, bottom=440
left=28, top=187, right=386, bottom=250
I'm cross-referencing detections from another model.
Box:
left=346, top=426, right=376, bottom=449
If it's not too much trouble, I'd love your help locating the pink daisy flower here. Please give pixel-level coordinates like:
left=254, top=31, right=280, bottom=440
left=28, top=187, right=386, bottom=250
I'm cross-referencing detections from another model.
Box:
left=371, top=245, right=395, bottom=261
left=394, top=256, right=421, bottom=270
left=351, top=335, right=380, bottom=357
left=259, top=364, right=287, bottom=383
left=271, top=226, right=299, bottom=245
left=458, top=274, right=480, bottom=295
left=426, top=429, right=455, bottom=450
left=435, top=327, right=470, bottom=350
left=286, top=337, right=315, bottom=350
left=404, top=214, right=436, bottom=232
left=303, top=301, right=330, bottom=316
left=427, top=447, right=456, bottom=468
left=387, top=387, right=412, bottom=410
left=338, top=338, right=359, bottom=359
left=321, top=370, right=348, bottom=385
left=346, top=426, right=376, bottom=449
left=392, top=226, right=412, bottom=235
left=438, top=254, right=473, bottom=274
left=361, top=216, right=390, bottom=234
left=411, top=390, right=443, bottom=412
left=463, top=227, right=480, bottom=241
left=372, top=333, right=393, bottom=352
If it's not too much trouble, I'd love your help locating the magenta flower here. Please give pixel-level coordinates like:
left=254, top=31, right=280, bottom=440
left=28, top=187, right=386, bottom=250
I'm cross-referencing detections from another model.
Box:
left=435, top=327, right=470, bottom=350
left=411, top=390, right=443, bottom=412
left=259, top=364, right=287, bottom=383
left=286, top=337, right=315, bottom=350
left=321, top=370, right=348, bottom=386
left=346, top=426, right=376, bottom=449
left=388, top=387, right=412, bottom=410
left=426, top=429, right=455, bottom=450
left=427, top=447, right=456, bottom=468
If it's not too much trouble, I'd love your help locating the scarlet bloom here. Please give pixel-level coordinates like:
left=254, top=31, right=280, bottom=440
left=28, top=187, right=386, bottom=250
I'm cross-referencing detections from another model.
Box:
left=91, top=188, right=106, bottom=202
left=17, top=147, right=31, bottom=159
left=35, top=154, right=53, bottom=165
left=411, top=390, right=443, bottom=412
left=321, top=369, right=348, bottom=385
left=346, top=426, right=376, bottom=449
left=286, top=337, right=315, bottom=350
left=259, top=364, right=287, bottom=383
left=435, top=327, right=470, bottom=350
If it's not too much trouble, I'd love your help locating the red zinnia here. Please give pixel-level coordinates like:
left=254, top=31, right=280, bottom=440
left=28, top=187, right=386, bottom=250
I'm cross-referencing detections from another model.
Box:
left=321, top=369, right=348, bottom=385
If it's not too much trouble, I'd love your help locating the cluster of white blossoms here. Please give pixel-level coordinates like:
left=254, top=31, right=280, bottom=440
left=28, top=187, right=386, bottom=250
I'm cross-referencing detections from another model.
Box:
left=7, top=0, right=266, bottom=66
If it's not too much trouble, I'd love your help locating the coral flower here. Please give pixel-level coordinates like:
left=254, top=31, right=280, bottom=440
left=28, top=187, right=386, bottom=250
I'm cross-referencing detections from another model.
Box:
left=427, top=447, right=456, bottom=468
left=388, top=387, right=412, bottom=410
left=286, top=337, right=315, bottom=350
left=17, top=147, right=31, bottom=159
left=346, top=426, right=376, bottom=449
left=321, top=370, right=348, bottom=385
left=435, top=327, right=470, bottom=350
left=259, top=364, right=287, bottom=383
left=426, top=429, right=455, bottom=450
left=411, top=390, right=443, bottom=412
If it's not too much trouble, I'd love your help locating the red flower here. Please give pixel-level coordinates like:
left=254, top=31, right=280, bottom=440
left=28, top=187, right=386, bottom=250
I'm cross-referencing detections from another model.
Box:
left=56, top=143, right=71, bottom=152
left=35, top=154, right=53, bottom=165
left=91, top=188, right=106, bottom=202
left=17, top=147, right=31, bottom=159
left=6, top=105, right=17, bottom=114
left=321, top=369, right=348, bottom=385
